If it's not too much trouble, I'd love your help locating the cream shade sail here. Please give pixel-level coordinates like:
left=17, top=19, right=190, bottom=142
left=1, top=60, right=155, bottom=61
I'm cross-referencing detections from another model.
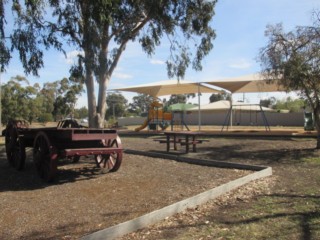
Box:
left=111, top=79, right=222, bottom=97
left=203, top=73, right=285, bottom=93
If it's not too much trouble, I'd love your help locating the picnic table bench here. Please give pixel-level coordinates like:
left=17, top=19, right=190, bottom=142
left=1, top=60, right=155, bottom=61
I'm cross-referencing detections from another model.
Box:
left=154, top=131, right=209, bottom=153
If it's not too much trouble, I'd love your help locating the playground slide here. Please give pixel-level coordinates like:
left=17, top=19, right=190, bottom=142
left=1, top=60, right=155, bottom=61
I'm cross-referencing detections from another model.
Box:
left=135, top=119, right=149, bottom=131
left=135, top=101, right=172, bottom=131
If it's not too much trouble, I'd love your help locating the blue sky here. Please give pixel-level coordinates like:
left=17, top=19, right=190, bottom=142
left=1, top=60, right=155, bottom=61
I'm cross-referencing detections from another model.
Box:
left=2, top=0, right=320, bottom=107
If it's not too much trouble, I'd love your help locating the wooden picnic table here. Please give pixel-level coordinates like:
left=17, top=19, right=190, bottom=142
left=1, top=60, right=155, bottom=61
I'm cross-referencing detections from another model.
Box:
left=163, top=131, right=207, bottom=153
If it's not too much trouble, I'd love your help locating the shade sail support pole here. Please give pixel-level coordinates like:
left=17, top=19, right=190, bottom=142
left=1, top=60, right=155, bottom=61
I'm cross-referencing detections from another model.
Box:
left=198, top=83, right=201, bottom=131
left=230, top=94, right=233, bottom=128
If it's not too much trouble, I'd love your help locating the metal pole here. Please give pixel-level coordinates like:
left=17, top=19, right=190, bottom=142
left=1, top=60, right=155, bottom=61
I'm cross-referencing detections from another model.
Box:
left=198, top=83, right=201, bottom=131
left=0, top=71, right=2, bottom=133
left=230, top=94, right=233, bottom=128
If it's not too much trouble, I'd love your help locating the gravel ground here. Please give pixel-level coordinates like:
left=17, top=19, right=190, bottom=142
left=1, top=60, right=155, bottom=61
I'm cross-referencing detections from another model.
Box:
left=0, top=137, right=251, bottom=240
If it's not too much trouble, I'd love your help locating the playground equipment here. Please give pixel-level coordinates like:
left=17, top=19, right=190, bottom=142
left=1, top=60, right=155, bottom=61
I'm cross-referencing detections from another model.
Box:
left=168, top=103, right=195, bottom=131
left=170, top=110, right=191, bottom=131
left=135, top=101, right=172, bottom=131
left=221, top=103, right=271, bottom=131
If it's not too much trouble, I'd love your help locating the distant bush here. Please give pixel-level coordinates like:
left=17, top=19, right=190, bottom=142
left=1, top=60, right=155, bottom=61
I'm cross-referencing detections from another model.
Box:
left=39, top=113, right=53, bottom=123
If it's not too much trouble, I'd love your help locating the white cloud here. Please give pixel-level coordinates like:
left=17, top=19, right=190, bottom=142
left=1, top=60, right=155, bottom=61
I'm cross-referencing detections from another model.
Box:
left=229, top=59, right=252, bottom=69
left=113, top=72, right=133, bottom=79
left=150, top=59, right=165, bottom=65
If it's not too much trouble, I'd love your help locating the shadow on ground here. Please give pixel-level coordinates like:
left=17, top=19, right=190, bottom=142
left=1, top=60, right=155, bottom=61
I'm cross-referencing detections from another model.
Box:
left=0, top=152, right=107, bottom=192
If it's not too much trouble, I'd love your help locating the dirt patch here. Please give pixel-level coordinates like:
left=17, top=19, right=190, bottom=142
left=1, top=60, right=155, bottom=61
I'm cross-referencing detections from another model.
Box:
left=0, top=135, right=319, bottom=239
left=120, top=136, right=320, bottom=240
left=0, top=146, right=249, bottom=239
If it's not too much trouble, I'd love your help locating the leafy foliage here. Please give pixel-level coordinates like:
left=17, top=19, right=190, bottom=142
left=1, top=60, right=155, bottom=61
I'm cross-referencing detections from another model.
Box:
left=74, top=107, right=89, bottom=120
left=259, top=10, right=320, bottom=147
left=260, top=96, right=306, bottom=113
left=166, top=94, right=186, bottom=105
left=1, top=76, right=38, bottom=123
left=272, top=97, right=306, bottom=113
left=164, top=93, right=196, bottom=106
left=106, top=92, right=128, bottom=120
left=259, top=97, right=277, bottom=108
left=209, top=90, right=231, bottom=103
left=128, top=94, right=154, bottom=116
left=1, top=75, right=83, bottom=124
left=1, top=0, right=217, bottom=127
left=52, top=78, right=83, bottom=120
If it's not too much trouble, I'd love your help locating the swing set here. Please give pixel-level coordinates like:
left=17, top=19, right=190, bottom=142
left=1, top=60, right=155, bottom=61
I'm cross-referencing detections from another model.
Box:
left=221, top=103, right=271, bottom=131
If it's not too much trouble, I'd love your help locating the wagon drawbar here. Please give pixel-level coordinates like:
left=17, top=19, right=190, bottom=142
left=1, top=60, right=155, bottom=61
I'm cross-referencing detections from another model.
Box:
left=3, top=119, right=123, bottom=182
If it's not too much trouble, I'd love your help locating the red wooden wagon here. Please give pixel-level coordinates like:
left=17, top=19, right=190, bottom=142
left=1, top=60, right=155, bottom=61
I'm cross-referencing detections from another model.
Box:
left=3, top=119, right=123, bottom=182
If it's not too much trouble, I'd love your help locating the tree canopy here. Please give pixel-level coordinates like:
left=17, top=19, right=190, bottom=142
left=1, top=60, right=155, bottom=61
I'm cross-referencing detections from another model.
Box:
left=209, top=90, right=231, bottom=103
left=1, top=75, right=83, bottom=124
left=259, top=10, right=320, bottom=148
left=1, top=0, right=218, bottom=127
left=1, top=76, right=37, bottom=124
left=128, top=94, right=154, bottom=115
left=106, top=92, right=128, bottom=121
left=261, top=96, right=306, bottom=113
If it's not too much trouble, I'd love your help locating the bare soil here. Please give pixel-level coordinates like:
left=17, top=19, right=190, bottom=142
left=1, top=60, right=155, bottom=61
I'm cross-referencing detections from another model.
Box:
left=0, top=134, right=319, bottom=239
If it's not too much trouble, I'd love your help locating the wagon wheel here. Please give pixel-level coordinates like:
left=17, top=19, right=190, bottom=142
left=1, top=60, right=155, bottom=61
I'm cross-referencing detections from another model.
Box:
left=33, top=131, right=58, bottom=182
left=94, top=136, right=123, bottom=172
left=5, top=125, right=26, bottom=170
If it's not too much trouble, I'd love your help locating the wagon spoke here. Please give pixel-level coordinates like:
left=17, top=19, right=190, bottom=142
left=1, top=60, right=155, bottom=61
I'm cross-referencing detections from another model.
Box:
left=95, top=154, right=103, bottom=167
left=94, top=136, right=122, bottom=172
left=108, top=153, right=116, bottom=169
left=109, top=139, right=117, bottom=147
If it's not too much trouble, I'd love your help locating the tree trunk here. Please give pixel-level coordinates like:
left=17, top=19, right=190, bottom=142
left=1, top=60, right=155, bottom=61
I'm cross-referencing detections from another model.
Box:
left=96, top=76, right=109, bottom=128
left=85, top=71, right=98, bottom=128
left=85, top=67, right=110, bottom=129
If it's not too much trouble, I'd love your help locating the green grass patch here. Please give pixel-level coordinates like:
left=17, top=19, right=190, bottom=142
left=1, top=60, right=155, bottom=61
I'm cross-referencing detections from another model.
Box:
left=178, top=190, right=320, bottom=240
left=302, top=156, right=320, bottom=164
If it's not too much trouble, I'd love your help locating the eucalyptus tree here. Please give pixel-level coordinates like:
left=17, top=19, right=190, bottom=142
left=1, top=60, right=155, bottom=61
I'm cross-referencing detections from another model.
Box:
left=1, top=0, right=217, bottom=127
left=1, top=75, right=38, bottom=124
left=74, top=106, right=88, bottom=119
left=272, top=97, right=306, bottom=113
left=51, top=78, right=83, bottom=120
left=167, top=94, right=187, bottom=105
left=106, top=92, right=128, bottom=120
left=209, top=90, right=231, bottom=103
left=259, top=11, right=320, bottom=148
left=39, top=82, right=59, bottom=117
left=128, top=93, right=154, bottom=115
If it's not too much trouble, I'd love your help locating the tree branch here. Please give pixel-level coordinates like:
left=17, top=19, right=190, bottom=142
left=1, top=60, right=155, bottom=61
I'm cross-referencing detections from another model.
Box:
left=107, top=15, right=150, bottom=77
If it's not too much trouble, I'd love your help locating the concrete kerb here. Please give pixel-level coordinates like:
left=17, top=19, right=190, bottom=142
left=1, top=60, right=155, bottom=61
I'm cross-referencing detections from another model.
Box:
left=82, top=150, right=272, bottom=240
left=125, top=149, right=269, bottom=171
